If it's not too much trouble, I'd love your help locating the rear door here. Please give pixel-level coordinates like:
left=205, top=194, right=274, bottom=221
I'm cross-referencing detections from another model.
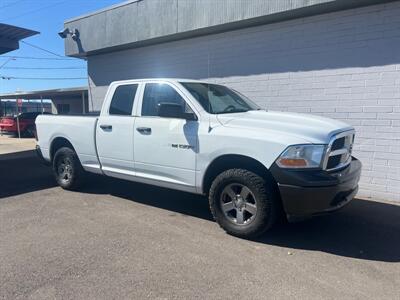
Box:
left=133, top=82, right=198, bottom=191
left=96, top=83, right=139, bottom=179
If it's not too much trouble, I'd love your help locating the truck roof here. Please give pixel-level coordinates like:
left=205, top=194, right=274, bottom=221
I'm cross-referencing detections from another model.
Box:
left=110, top=78, right=206, bottom=85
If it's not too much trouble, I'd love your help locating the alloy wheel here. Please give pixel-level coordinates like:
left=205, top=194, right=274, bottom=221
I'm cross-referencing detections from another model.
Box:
left=220, top=183, right=257, bottom=225
left=57, top=157, right=73, bottom=184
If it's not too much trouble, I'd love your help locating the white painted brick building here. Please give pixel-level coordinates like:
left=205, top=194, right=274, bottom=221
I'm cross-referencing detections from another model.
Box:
left=65, top=0, right=400, bottom=202
left=212, top=3, right=400, bottom=202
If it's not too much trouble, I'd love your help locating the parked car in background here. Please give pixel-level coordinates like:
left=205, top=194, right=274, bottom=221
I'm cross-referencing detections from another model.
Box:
left=0, top=112, right=51, bottom=137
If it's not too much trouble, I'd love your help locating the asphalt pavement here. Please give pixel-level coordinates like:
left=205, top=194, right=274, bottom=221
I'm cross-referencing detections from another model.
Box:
left=0, top=150, right=399, bottom=299
left=0, top=135, right=36, bottom=160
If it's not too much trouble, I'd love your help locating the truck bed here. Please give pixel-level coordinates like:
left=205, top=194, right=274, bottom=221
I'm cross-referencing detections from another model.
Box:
left=35, top=115, right=100, bottom=171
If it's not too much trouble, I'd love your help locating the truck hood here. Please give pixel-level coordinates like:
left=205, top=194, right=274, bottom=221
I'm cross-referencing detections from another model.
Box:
left=216, top=110, right=353, bottom=144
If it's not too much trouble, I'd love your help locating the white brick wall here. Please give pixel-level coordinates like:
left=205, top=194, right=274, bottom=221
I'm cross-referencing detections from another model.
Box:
left=88, top=2, right=400, bottom=202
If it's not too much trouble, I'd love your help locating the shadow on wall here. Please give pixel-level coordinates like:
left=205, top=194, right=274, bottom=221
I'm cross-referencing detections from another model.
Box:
left=87, top=3, right=400, bottom=86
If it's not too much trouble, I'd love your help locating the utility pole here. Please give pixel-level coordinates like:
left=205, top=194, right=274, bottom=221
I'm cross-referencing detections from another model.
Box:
left=16, top=100, right=20, bottom=139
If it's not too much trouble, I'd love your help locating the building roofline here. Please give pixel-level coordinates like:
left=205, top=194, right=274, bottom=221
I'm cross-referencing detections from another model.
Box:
left=65, top=0, right=141, bottom=24
left=63, top=0, right=398, bottom=58
left=0, top=86, right=88, bottom=99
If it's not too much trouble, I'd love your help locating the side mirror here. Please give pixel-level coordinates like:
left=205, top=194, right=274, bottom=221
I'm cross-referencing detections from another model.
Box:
left=158, top=103, right=197, bottom=121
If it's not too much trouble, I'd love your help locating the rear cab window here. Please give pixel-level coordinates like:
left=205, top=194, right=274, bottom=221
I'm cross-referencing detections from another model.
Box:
left=109, top=84, right=138, bottom=115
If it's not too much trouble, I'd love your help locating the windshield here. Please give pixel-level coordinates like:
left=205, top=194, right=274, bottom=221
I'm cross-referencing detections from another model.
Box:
left=180, top=82, right=261, bottom=114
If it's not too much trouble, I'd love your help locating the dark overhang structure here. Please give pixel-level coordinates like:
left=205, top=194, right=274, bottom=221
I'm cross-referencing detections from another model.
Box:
left=0, top=23, right=39, bottom=54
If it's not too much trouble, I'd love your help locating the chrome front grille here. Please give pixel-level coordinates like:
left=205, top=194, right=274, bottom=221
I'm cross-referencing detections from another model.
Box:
left=323, top=130, right=355, bottom=171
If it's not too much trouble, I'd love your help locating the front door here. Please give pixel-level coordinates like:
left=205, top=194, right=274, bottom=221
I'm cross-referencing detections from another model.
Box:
left=96, top=83, right=139, bottom=179
left=133, top=82, right=198, bottom=190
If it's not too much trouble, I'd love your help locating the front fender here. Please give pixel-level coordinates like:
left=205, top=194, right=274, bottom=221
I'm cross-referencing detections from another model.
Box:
left=195, top=125, right=308, bottom=192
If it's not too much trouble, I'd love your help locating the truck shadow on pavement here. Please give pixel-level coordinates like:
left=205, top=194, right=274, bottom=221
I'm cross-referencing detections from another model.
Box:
left=82, top=175, right=400, bottom=263
left=259, top=199, right=400, bottom=263
left=82, top=175, right=213, bottom=221
left=1, top=154, right=399, bottom=263
left=0, top=150, right=57, bottom=198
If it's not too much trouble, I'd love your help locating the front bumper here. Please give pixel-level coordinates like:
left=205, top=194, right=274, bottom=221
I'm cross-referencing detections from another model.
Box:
left=270, top=157, right=362, bottom=220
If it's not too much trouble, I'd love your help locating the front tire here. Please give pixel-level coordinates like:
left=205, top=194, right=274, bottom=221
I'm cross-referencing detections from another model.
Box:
left=209, top=169, right=278, bottom=238
left=53, top=147, right=85, bottom=190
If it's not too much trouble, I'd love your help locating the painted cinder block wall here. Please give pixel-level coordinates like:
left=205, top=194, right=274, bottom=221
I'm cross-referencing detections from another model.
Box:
left=87, top=2, right=400, bottom=202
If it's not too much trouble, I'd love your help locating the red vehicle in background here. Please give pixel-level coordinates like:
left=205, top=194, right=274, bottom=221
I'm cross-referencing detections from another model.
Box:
left=0, top=112, right=51, bottom=137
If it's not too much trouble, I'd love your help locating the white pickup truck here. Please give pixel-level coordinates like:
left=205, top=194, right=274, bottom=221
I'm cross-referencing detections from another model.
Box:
left=36, top=78, right=361, bottom=238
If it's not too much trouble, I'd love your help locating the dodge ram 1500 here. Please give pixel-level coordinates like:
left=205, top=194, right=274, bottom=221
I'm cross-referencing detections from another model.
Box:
left=36, top=78, right=361, bottom=238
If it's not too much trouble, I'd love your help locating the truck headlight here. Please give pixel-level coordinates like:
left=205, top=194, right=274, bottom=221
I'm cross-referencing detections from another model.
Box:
left=276, top=145, right=325, bottom=169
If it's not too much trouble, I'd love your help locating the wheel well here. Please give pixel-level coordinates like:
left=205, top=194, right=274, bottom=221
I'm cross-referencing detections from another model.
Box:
left=202, top=154, right=278, bottom=195
left=50, top=137, right=75, bottom=162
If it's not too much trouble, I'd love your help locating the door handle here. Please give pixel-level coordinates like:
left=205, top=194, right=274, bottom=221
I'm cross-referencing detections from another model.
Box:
left=100, top=124, right=112, bottom=130
left=136, top=127, right=151, bottom=135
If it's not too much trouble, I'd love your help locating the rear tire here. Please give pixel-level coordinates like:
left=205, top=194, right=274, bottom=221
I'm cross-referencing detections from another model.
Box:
left=209, top=169, right=278, bottom=238
left=53, top=147, right=85, bottom=190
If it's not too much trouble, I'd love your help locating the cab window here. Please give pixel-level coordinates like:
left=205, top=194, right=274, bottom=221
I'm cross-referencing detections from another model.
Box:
left=109, top=84, right=138, bottom=115
left=141, top=83, right=190, bottom=117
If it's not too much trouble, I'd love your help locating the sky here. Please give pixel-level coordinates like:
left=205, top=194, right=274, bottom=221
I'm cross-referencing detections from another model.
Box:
left=0, top=0, right=123, bottom=94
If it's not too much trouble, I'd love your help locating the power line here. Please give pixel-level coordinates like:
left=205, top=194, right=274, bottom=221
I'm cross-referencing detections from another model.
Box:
left=3, top=66, right=85, bottom=70
left=0, top=0, right=69, bottom=22
left=1, top=76, right=87, bottom=80
left=21, top=41, right=65, bottom=58
left=0, top=0, right=24, bottom=10
left=0, top=55, right=79, bottom=61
